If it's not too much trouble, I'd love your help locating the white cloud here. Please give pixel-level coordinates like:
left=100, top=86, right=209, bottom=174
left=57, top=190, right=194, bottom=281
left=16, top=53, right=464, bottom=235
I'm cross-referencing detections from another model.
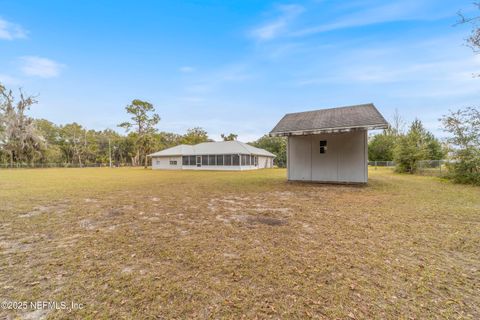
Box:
left=0, top=18, right=27, bottom=40
left=250, top=4, right=304, bottom=41
left=292, top=1, right=434, bottom=37
left=250, top=1, right=455, bottom=40
left=179, top=66, right=195, bottom=73
left=20, top=56, right=64, bottom=78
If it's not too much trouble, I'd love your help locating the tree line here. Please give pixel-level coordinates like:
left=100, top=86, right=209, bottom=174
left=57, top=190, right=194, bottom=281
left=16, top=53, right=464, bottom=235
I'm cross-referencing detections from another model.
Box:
left=368, top=110, right=445, bottom=169
left=0, top=83, right=286, bottom=168
left=368, top=108, right=479, bottom=185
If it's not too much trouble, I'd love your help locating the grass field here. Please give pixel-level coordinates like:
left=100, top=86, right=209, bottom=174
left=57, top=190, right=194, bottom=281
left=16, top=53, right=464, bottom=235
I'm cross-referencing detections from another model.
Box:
left=0, top=168, right=479, bottom=319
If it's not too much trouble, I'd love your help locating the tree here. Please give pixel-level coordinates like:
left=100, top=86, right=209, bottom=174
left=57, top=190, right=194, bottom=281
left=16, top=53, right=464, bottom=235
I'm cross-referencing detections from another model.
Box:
left=388, top=108, right=406, bottom=136
left=35, top=119, right=62, bottom=163
left=0, top=84, right=44, bottom=166
left=441, top=107, right=480, bottom=185
left=457, top=3, right=480, bottom=53
left=118, top=99, right=160, bottom=168
left=58, top=123, right=87, bottom=166
left=457, top=3, right=480, bottom=77
left=368, top=133, right=396, bottom=161
left=181, top=127, right=209, bottom=145
left=368, top=109, right=404, bottom=161
left=249, top=135, right=286, bottom=167
left=221, top=133, right=238, bottom=141
left=154, top=132, right=183, bottom=150
left=394, top=120, right=444, bottom=173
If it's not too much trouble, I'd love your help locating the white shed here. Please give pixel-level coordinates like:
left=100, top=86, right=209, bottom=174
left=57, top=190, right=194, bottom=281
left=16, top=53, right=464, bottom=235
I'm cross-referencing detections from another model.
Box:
left=148, top=140, right=275, bottom=170
left=270, top=103, right=388, bottom=184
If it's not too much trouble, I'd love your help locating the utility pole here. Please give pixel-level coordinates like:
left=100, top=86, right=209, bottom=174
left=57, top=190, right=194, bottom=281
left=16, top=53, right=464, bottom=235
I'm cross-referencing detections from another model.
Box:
left=108, top=138, right=112, bottom=168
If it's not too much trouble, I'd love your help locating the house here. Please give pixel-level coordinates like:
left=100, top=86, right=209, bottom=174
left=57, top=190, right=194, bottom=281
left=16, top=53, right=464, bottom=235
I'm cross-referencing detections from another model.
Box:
left=270, top=103, right=388, bottom=183
left=148, top=140, right=275, bottom=170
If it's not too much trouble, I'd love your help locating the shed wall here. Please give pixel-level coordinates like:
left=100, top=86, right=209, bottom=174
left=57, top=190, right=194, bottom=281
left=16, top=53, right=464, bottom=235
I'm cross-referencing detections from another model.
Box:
left=287, top=131, right=367, bottom=183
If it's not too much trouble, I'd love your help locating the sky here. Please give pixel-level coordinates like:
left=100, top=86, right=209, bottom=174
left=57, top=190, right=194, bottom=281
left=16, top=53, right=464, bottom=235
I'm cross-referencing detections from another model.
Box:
left=0, top=0, right=479, bottom=141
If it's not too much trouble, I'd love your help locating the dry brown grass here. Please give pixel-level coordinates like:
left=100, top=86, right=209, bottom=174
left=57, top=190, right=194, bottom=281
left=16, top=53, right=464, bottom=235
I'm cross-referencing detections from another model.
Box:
left=0, top=167, right=479, bottom=319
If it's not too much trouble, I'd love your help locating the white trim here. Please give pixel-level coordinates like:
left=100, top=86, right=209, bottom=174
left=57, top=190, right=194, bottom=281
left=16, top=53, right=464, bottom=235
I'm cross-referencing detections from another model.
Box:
left=270, top=124, right=387, bottom=137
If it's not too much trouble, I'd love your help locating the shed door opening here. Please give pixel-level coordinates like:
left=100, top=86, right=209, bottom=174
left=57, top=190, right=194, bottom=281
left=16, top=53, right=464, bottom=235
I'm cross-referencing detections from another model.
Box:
left=196, top=156, right=201, bottom=167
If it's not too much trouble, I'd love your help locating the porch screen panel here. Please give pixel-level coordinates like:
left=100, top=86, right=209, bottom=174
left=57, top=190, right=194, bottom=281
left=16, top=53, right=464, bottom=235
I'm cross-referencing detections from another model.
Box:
left=208, top=155, right=216, bottom=165
left=232, top=155, right=240, bottom=166
left=224, top=155, right=232, bottom=166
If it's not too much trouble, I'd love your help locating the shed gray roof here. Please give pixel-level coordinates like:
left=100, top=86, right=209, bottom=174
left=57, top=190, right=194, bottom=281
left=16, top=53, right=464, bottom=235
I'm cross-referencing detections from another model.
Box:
left=270, top=103, right=388, bottom=136
left=148, top=141, right=276, bottom=157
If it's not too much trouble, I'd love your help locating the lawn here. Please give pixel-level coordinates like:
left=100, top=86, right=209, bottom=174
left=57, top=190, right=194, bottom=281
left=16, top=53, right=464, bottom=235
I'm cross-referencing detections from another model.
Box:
left=0, top=167, right=479, bottom=319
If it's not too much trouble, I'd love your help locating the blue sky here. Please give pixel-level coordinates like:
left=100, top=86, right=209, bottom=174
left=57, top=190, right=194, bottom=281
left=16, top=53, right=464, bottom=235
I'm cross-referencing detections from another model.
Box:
left=0, top=0, right=479, bottom=141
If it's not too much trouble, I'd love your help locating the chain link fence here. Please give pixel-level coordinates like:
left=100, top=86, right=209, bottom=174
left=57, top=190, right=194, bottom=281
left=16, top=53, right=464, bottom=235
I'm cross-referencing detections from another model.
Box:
left=0, top=163, right=133, bottom=169
left=368, top=160, right=451, bottom=176
left=368, top=161, right=396, bottom=167
left=416, top=160, right=451, bottom=177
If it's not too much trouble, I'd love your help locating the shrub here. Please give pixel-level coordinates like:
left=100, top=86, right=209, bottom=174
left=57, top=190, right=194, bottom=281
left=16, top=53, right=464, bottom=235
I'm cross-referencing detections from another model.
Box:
left=441, top=107, right=480, bottom=185
left=394, top=120, right=443, bottom=173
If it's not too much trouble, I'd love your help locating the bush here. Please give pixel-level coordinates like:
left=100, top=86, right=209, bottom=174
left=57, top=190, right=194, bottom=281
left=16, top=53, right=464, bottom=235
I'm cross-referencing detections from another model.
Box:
left=394, top=120, right=443, bottom=173
left=441, top=107, right=480, bottom=185
left=368, top=132, right=396, bottom=161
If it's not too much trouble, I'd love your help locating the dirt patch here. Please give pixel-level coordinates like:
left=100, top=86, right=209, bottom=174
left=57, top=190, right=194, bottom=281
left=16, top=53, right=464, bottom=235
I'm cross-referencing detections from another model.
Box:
left=21, top=309, right=49, bottom=320
left=247, top=215, right=287, bottom=226
left=19, top=202, right=69, bottom=218
left=0, top=239, right=32, bottom=254
left=79, top=219, right=96, bottom=230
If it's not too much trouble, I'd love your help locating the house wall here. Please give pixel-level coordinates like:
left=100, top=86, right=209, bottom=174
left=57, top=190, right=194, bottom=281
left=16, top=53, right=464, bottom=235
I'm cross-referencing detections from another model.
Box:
left=287, top=131, right=368, bottom=183
left=182, top=165, right=245, bottom=171
left=151, top=156, right=182, bottom=170
left=258, top=156, right=273, bottom=169
left=151, top=156, right=275, bottom=170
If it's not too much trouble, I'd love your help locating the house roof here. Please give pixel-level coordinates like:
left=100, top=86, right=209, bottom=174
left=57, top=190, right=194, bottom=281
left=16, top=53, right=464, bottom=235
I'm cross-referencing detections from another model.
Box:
left=270, top=103, right=389, bottom=136
left=148, top=141, right=276, bottom=157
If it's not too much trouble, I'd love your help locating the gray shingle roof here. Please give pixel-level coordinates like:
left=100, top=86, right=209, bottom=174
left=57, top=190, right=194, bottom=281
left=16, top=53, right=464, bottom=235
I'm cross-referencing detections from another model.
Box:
left=270, top=103, right=388, bottom=136
left=148, top=141, right=276, bottom=157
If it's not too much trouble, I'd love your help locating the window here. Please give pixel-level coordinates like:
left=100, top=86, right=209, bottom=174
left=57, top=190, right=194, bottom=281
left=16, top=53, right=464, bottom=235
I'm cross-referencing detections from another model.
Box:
left=170, top=160, right=177, bottom=165
left=247, top=155, right=251, bottom=166
left=216, top=155, right=224, bottom=165
left=202, top=155, right=208, bottom=165
left=232, top=154, right=240, bottom=166
left=189, top=156, right=195, bottom=166
left=254, top=156, right=258, bottom=166
left=156, top=160, right=160, bottom=165
left=224, top=154, right=232, bottom=166
left=320, top=140, right=327, bottom=154
left=182, top=156, right=188, bottom=165
left=241, top=155, right=246, bottom=166
left=207, top=155, right=215, bottom=165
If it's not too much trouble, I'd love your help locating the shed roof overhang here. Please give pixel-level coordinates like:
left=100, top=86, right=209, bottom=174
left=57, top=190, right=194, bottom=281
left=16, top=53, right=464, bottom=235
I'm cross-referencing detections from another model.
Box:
left=269, top=123, right=388, bottom=137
